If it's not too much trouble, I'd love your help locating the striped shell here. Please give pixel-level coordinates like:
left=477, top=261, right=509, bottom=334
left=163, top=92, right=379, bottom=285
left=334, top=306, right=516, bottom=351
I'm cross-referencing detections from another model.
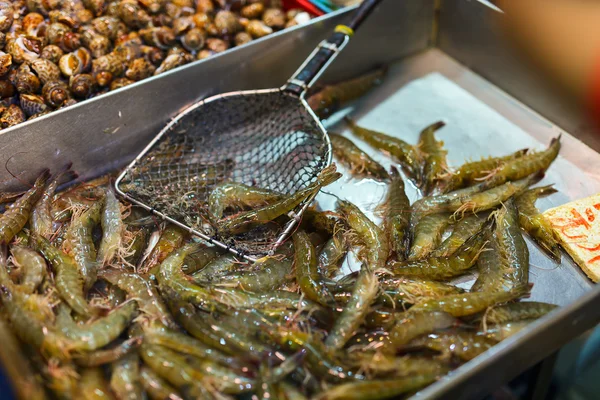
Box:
left=42, top=80, right=69, bottom=107
left=19, top=93, right=48, bottom=117
left=30, top=58, right=61, bottom=84
left=0, top=1, right=13, bottom=32
left=0, top=104, right=25, bottom=128
left=0, top=53, right=11, bottom=77
left=69, top=73, right=95, bottom=98
left=40, top=44, right=63, bottom=64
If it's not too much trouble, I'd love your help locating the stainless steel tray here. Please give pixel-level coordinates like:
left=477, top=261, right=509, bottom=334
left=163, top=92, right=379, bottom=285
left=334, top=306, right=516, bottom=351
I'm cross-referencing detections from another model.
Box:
left=1, top=1, right=599, bottom=399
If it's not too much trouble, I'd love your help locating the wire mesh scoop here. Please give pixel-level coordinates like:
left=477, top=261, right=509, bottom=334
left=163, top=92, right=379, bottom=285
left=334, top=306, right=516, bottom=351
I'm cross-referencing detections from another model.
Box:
left=115, top=0, right=383, bottom=261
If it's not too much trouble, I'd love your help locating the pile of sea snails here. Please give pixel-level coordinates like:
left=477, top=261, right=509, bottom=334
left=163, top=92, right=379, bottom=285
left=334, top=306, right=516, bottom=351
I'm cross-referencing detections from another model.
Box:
left=0, top=0, right=312, bottom=129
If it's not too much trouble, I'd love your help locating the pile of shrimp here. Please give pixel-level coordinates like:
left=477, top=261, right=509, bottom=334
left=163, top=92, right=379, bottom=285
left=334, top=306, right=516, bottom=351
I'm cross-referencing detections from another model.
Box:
left=0, top=69, right=565, bottom=400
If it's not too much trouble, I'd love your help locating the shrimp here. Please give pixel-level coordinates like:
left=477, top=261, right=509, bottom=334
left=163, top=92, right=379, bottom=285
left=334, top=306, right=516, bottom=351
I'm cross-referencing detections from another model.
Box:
left=0, top=318, right=49, bottom=400
left=376, top=276, right=464, bottom=307
left=73, top=337, right=142, bottom=367
left=418, top=121, right=447, bottom=195
left=217, top=165, right=341, bottom=235
left=110, top=353, right=143, bottom=400
left=0, top=169, right=49, bottom=243
left=407, top=212, right=451, bottom=261
left=64, top=199, right=104, bottom=291
left=325, top=266, right=379, bottom=351
left=78, top=367, right=114, bottom=400
left=378, top=311, right=457, bottom=351
left=329, top=133, right=389, bottom=182
left=140, top=366, right=184, bottom=400
left=56, top=301, right=138, bottom=352
left=350, top=353, right=450, bottom=379
left=300, top=209, right=341, bottom=236
left=31, top=168, right=77, bottom=238
left=211, top=255, right=294, bottom=293
left=11, top=245, right=47, bottom=293
left=98, top=187, right=124, bottom=266
left=191, top=253, right=248, bottom=283
left=431, top=213, right=487, bottom=257
left=388, top=227, right=488, bottom=280
left=123, top=227, right=149, bottom=267
left=478, top=301, right=557, bottom=325
left=142, top=319, right=235, bottom=367
left=337, top=200, right=388, bottom=270
left=483, top=320, right=533, bottom=341
left=410, top=286, right=528, bottom=317
left=481, top=136, right=560, bottom=189
left=346, top=118, right=422, bottom=182
left=412, top=173, right=541, bottom=218
left=0, top=191, right=25, bottom=205
left=99, top=269, right=176, bottom=328
left=35, top=235, right=92, bottom=317
left=318, top=231, right=347, bottom=278
left=314, top=374, right=437, bottom=400
left=441, top=149, right=528, bottom=193
left=293, top=231, right=333, bottom=305
left=181, top=245, right=224, bottom=275
left=141, top=224, right=187, bottom=273
left=411, top=330, right=497, bottom=361
left=515, top=185, right=561, bottom=261
left=208, top=182, right=284, bottom=219
left=307, top=67, right=386, bottom=119
left=381, top=167, right=411, bottom=259
left=472, top=200, right=529, bottom=292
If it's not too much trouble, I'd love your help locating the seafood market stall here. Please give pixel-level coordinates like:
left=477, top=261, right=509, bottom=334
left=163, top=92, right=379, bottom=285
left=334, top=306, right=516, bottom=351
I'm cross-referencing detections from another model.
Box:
left=1, top=1, right=600, bottom=399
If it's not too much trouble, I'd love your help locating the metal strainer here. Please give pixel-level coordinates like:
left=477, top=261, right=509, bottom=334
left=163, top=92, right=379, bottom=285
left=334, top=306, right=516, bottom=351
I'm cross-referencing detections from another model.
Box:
left=115, top=0, right=383, bottom=261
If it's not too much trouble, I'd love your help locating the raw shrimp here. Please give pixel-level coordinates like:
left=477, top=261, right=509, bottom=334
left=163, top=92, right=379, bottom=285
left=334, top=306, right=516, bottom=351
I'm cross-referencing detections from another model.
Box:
left=181, top=245, right=224, bottom=275
left=307, top=67, right=386, bottom=119
left=140, top=366, right=184, bottom=400
left=478, top=301, right=557, bottom=325
left=73, top=337, right=142, bottom=367
left=314, top=374, right=437, bottom=400
left=35, top=235, right=92, bottom=317
left=142, top=224, right=187, bottom=273
left=78, top=367, right=114, bottom=400
left=346, top=118, right=422, bottom=182
left=515, top=185, right=561, bottom=261
left=217, top=165, right=341, bottom=235
left=376, top=276, right=464, bottom=307
left=381, top=167, right=411, bottom=259
left=318, top=231, right=347, bottom=278
left=110, top=353, right=143, bottom=400
left=407, top=212, right=451, bottom=261
left=0, top=169, right=49, bottom=243
left=383, top=311, right=457, bottom=349
left=337, top=199, right=388, bottom=270
left=388, top=227, right=487, bottom=280
left=208, top=182, right=284, bottom=219
left=294, top=231, right=333, bottom=305
left=431, top=213, right=487, bottom=257
left=64, top=199, right=104, bottom=291
left=325, top=266, right=378, bottom=351
left=98, top=187, right=124, bottom=266
left=11, top=245, right=47, bottom=293
left=329, top=132, right=389, bottom=181
left=418, top=121, right=447, bottom=195
left=411, top=330, right=497, bottom=361
left=31, top=168, right=76, bottom=238
left=211, top=255, right=294, bottom=293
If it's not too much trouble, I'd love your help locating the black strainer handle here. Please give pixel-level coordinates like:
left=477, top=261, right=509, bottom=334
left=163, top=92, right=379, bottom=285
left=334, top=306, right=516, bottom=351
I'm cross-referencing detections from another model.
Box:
left=283, top=0, right=384, bottom=96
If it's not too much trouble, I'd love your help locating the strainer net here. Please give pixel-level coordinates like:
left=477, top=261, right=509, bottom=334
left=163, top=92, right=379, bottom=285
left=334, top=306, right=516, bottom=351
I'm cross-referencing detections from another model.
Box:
left=116, top=90, right=331, bottom=258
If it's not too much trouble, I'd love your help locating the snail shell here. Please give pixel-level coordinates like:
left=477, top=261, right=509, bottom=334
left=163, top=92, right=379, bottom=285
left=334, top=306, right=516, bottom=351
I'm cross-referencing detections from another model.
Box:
left=80, top=26, right=111, bottom=58
left=262, top=8, right=285, bottom=29
left=6, top=36, right=40, bottom=64
left=234, top=31, right=252, bottom=47
left=22, top=12, right=45, bottom=36
left=205, top=38, right=229, bottom=53
left=0, top=80, right=15, bottom=98
left=25, top=0, right=61, bottom=17
left=109, top=77, right=133, bottom=90
left=150, top=13, right=172, bottom=27
left=0, top=104, right=25, bottom=128
left=40, top=44, right=63, bottom=64
left=154, top=53, right=185, bottom=75
left=214, top=10, right=241, bottom=35
left=30, top=58, right=61, bottom=84
left=240, top=3, right=264, bottom=19
left=45, top=22, right=70, bottom=45
left=171, top=0, right=193, bottom=8
left=27, top=109, right=51, bottom=120
left=20, top=93, right=48, bottom=117
left=82, top=0, right=106, bottom=17
left=15, top=63, right=41, bottom=94
left=191, top=12, right=210, bottom=31
left=196, top=0, right=214, bottom=14
left=59, top=48, right=92, bottom=77
left=172, top=15, right=193, bottom=36
left=124, top=57, right=155, bottom=81
left=91, top=16, right=126, bottom=41
left=196, top=49, right=214, bottom=60
left=49, top=9, right=77, bottom=28
left=139, top=27, right=175, bottom=50
left=139, top=45, right=163, bottom=66
left=181, top=28, right=205, bottom=52
left=92, top=51, right=125, bottom=76
left=0, top=53, right=11, bottom=77
left=95, top=70, right=112, bottom=87
left=0, top=1, right=13, bottom=33
left=138, top=0, right=164, bottom=15
left=118, top=0, right=151, bottom=29
left=0, top=32, right=5, bottom=50
left=246, top=19, right=272, bottom=39
left=164, top=3, right=182, bottom=20
left=68, top=73, right=95, bottom=98
left=42, top=80, right=69, bottom=106
left=61, top=98, right=78, bottom=108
